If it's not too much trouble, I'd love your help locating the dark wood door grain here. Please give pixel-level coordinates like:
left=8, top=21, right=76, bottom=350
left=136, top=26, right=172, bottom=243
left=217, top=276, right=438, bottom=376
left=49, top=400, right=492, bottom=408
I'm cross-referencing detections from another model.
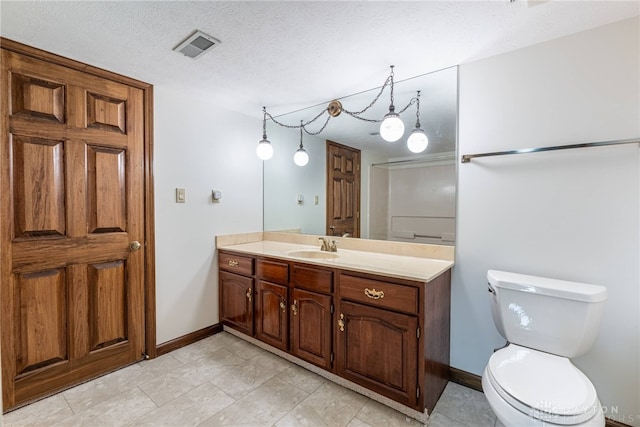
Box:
left=219, top=271, right=254, bottom=336
left=256, top=280, right=288, bottom=351
left=290, top=288, right=332, bottom=370
left=326, top=141, right=361, bottom=238
left=1, top=48, right=145, bottom=410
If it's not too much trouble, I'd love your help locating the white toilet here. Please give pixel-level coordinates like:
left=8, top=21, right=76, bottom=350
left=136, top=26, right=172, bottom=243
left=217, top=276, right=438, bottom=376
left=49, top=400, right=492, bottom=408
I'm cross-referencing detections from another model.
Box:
left=482, top=270, right=608, bottom=427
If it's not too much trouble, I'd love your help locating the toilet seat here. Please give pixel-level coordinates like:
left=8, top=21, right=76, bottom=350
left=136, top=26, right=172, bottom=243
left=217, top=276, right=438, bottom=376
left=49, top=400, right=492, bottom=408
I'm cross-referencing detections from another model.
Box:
left=487, top=345, right=600, bottom=425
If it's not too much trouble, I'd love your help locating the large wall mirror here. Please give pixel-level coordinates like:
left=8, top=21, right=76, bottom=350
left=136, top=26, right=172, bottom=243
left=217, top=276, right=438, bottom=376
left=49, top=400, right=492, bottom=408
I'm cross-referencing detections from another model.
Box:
left=263, top=66, right=458, bottom=245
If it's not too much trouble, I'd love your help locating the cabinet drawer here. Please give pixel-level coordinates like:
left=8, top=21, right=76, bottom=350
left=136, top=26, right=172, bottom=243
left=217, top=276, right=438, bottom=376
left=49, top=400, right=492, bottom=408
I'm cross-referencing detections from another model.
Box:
left=257, top=258, right=289, bottom=285
left=219, top=252, right=254, bottom=276
left=292, top=265, right=333, bottom=294
left=339, top=274, right=418, bottom=314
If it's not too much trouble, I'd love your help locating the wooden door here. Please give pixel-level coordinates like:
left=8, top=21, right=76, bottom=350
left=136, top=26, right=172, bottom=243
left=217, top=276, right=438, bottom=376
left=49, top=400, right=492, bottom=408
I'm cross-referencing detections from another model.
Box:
left=336, top=300, right=418, bottom=409
left=290, top=288, right=332, bottom=370
left=326, top=141, right=360, bottom=237
left=219, top=271, right=254, bottom=336
left=1, top=48, right=146, bottom=409
left=255, top=280, right=288, bottom=351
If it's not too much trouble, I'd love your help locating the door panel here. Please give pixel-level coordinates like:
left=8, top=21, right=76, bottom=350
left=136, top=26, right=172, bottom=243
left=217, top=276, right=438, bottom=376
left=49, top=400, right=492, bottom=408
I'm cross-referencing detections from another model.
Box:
left=10, top=73, right=65, bottom=123
left=86, top=92, right=126, bottom=133
left=1, top=48, right=146, bottom=410
left=87, top=145, right=127, bottom=233
left=88, top=261, right=127, bottom=351
left=15, top=269, right=67, bottom=376
left=11, top=136, right=66, bottom=238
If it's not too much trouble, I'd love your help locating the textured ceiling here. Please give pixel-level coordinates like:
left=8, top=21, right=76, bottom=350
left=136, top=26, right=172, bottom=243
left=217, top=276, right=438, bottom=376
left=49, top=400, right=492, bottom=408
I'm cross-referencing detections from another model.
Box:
left=1, top=1, right=638, bottom=121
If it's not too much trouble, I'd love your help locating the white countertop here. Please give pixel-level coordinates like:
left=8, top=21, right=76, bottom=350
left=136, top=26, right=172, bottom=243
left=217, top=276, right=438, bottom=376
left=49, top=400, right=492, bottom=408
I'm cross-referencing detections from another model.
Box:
left=217, top=239, right=454, bottom=283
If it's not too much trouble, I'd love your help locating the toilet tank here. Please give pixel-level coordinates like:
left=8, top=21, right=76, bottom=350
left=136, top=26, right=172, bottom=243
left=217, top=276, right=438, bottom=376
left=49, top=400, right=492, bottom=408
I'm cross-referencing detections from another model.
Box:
left=487, top=270, right=607, bottom=358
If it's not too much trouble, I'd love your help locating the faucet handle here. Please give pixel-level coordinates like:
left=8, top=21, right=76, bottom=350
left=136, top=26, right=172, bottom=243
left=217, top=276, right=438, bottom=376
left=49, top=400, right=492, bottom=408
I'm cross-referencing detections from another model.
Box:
left=329, top=240, right=337, bottom=252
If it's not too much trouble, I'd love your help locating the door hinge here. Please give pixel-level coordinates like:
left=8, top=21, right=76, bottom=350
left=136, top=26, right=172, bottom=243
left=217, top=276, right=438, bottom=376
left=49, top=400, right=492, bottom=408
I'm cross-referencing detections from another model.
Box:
left=416, top=386, right=420, bottom=399
left=330, top=304, right=334, bottom=314
left=330, top=352, right=334, bottom=363
left=417, top=327, right=420, bottom=339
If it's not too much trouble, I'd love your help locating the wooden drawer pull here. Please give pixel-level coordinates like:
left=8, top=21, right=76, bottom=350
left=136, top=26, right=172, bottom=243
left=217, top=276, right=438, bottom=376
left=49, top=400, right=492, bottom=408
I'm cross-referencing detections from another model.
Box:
left=228, top=260, right=239, bottom=267
left=364, top=288, right=385, bottom=300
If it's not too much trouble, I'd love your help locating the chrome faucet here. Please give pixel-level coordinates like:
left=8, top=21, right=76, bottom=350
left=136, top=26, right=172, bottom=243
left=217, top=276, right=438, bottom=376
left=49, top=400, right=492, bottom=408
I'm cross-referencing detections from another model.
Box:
left=319, top=237, right=337, bottom=252
left=319, top=237, right=329, bottom=251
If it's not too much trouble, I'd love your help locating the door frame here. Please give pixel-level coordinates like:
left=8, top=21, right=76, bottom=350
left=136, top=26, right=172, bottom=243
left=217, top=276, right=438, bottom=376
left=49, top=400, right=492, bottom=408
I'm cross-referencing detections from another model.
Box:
left=0, top=38, right=157, bottom=359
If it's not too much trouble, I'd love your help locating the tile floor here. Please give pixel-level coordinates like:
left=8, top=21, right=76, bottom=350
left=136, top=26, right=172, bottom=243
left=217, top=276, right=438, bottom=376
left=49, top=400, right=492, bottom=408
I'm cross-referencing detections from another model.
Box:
left=3, top=332, right=504, bottom=427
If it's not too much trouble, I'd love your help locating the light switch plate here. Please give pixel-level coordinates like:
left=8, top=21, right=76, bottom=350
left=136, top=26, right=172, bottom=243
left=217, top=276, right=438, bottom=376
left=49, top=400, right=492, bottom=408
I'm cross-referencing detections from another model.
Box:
left=176, top=188, right=186, bottom=203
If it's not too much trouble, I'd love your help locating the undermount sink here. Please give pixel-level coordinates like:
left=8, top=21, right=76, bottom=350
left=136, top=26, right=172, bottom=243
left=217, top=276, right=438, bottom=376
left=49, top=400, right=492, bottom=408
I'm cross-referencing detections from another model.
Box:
left=287, top=250, right=339, bottom=260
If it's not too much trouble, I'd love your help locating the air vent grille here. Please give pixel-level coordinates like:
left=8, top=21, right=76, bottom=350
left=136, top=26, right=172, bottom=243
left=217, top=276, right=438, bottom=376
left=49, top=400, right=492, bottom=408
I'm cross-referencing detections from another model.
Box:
left=173, top=30, right=220, bottom=59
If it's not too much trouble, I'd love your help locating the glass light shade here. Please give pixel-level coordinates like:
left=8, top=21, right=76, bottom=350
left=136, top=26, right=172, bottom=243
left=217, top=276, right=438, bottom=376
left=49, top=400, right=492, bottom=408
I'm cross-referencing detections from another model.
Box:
left=293, top=148, right=309, bottom=166
left=407, top=129, right=429, bottom=153
left=379, top=112, right=405, bottom=142
left=256, top=139, right=274, bottom=160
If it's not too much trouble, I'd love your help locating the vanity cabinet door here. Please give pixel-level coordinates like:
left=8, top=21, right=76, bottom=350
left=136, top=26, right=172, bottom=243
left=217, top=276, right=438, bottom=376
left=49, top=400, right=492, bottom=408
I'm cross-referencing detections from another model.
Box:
left=290, top=288, right=332, bottom=370
left=336, top=300, right=419, bottom=409
left=219, top=271, right=254, bottom=336
left=256, top=280, right=289, bottom=351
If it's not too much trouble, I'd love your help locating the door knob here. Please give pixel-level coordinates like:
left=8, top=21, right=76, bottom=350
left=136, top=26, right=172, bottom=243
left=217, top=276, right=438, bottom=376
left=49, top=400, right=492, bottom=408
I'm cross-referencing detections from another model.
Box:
left=130, top=241, right=142, bottom=251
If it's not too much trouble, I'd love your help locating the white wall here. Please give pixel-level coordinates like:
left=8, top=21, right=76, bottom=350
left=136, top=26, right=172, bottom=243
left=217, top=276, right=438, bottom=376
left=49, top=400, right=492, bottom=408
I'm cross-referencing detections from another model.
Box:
left=454, top=16, right=639, bottom=425
left=154, top=87, right=263, bottom=344
left=263, top=125, right=326, bottom=235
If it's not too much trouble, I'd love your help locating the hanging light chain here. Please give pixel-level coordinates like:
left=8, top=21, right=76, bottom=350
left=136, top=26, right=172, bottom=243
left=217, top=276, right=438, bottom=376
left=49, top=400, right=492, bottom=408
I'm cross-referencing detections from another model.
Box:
left=414, top=91, right=422, bottom=128
left=299, top=121, right=304, bottom=148
left=389, top=65, right=395, bottom=108
left=265, top=108, right=332, bottom=135
left=261, top=66, right=416, bottom=132
left=262, top=106, right=268, bottom=138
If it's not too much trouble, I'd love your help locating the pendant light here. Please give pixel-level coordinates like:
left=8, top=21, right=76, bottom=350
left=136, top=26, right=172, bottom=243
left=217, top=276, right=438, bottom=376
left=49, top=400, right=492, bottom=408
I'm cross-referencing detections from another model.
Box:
left=293, top=122, right=309, bottom=166
left=379, top=65, right=405, bottom=142
left=407, top=91, right=429, bottom=153
left=256, top=106, right=274, bottom=160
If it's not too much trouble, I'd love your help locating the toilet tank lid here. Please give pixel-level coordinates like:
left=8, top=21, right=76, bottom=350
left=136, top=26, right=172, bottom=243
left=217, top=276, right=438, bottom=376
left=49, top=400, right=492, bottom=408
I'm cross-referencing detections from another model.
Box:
left=487, top=270, right=607, bottom=303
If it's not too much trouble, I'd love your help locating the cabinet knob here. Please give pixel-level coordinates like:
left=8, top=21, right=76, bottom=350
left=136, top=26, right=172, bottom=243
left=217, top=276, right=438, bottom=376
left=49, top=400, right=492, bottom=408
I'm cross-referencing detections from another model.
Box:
left=130, top=241, right=142, bottom=251
left=338, top=313, right=345, bottom=332
left=280, top=299, right=286, bottom=313
left=246, top=288, right=252, bottom=302
left=228, top=260, right=239, bottom=267
left=291, top=300, right=298, bottom=316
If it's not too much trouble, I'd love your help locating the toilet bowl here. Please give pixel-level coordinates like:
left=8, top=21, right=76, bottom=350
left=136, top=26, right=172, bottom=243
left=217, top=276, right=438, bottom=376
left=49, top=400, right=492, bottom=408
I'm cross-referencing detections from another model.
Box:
left=483, top=345, right=604, bottom=426
left=483, top=270, right=607, bottom=427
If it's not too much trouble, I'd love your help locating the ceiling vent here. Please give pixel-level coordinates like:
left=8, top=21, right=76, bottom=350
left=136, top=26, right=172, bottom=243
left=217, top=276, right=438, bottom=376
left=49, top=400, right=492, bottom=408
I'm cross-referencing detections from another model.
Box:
left=173, top=30, right=220, bottom=59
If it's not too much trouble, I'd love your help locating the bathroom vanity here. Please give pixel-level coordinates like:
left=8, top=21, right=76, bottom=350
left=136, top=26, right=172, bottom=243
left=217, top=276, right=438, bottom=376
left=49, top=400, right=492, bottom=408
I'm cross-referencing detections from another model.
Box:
left=217, top=232, right=453, bottom=421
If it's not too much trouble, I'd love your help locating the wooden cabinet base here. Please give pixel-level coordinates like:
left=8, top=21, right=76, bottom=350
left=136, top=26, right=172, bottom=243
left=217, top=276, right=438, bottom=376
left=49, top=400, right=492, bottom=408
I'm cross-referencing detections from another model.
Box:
left=218, top=250, right=450, bottom=422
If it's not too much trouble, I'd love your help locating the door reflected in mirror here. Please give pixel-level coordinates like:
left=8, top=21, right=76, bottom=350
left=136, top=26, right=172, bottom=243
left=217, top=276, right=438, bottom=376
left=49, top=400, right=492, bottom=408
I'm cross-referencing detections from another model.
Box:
left=263, top=66, right=457, bottom=245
